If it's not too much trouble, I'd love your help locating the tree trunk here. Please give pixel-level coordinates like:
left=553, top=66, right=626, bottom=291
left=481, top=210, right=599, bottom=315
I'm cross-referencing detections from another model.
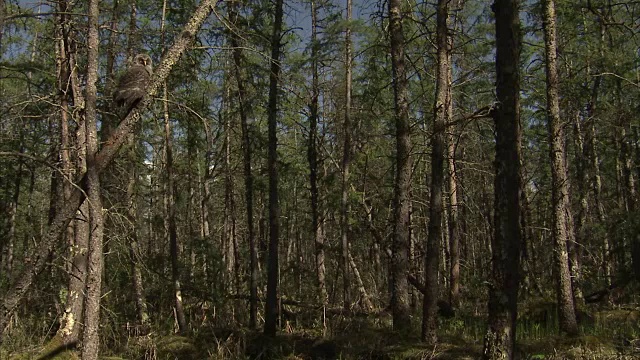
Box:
left=448, top=129, right=461, bottom=309
left=307, top=0, right=328, bottom=306
left=54, top=2, right=89, bottom=341
left=572, top=110, right=590, bottom=302
left=446, top=3, right=462, bottom=309
left=228, top=0, right=258, bottom=327
left=4, top=151, right=21, bottom=279
left=126, top=141, right=149, bottom=327
left=348, top=250, right=374, bottom=310
left=542, top=0, right=578, bottom=336
left=223, top=79, right=237, bottom=289
left=163, top=84, right=187, bottom=333
left=80, top=0, right=104, bottom=357
left=340, top=0, right=353, bottom=311
left=264, top=0, right=284, bottom=337
left=161, top=0, right=187, bottom=334
left=482, top=0, right=522, bottom=358
left=389, top=0, right=412, bottom=332
left=423, top=0, right=451, bottom=344
left=57, top=104, right=89, bottom=345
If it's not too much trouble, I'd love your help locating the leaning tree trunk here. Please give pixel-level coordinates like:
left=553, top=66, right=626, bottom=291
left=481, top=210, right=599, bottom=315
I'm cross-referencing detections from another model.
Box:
left=264, top=0, right=284, bottom=338
left=542, top=0, right=578, bottom=336
left=482, top=0, right=522, bottom=358
left=389, top=0, right=412, bottom=332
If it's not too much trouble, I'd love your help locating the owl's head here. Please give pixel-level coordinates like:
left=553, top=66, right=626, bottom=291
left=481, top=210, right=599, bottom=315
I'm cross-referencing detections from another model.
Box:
left=134, top=53, right=153, bottom=73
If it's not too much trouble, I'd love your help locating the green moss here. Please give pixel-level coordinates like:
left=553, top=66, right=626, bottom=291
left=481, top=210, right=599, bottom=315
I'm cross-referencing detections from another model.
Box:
left=5, top=336, right=79, bottom=360
left=156, top=335, right=198, bottom=360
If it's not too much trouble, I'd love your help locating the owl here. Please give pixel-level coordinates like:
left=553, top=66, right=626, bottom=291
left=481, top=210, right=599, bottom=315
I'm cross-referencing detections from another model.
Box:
left=113, top=53, right=153, bottom=115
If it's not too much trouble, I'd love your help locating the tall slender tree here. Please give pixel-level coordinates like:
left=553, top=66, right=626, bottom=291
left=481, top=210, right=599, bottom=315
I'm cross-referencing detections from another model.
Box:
left=228, top=0, right=259, bottom=328
left=447, top=1, right=463, bottom=310
left=389, top=0, right=412, bottom=331
left=340, top=0, right=353, bottom=311
left=307, top=0, right=328, bottom=306
left=482, top=0, right=522, bottom=358
left=54, top=0, right=88, bottom=345
left=81, top=0, right=105, bottom=357
left=161, top=0, right=188, bottom=334
left=423, top=0, right=451, bottom=344
left=542, top=0, right=578, bottom=336
left=264, top=0, right=284, bottom=337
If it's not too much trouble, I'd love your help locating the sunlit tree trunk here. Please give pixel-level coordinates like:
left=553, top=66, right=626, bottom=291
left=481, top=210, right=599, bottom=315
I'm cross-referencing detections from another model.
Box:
left=54, top=1, right=88, bottom=343
left=222, top=77, right=238, bottom=289
left=447, top=132, right=461, bottom=309
left=482, top=0, right=522, bottom=358
left=446, top=2, right=462, bottom=310
left=81, top=0, right=104, bottom=357
left=348, top=250, right=374, bottom=310
left=543, top=0, right=578, bottom=336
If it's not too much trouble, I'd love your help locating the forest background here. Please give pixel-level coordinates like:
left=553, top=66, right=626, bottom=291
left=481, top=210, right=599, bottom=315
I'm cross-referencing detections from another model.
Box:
left=0, top=0, right=639, bottom=359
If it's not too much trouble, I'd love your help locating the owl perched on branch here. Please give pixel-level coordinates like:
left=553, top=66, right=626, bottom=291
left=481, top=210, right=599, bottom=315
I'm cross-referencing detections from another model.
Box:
left=113, top=53, right=152, bottom=115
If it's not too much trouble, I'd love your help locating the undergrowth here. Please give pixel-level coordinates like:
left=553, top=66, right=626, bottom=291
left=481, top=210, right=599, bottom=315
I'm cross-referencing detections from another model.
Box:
left=1, top=303, right=638, bottom=359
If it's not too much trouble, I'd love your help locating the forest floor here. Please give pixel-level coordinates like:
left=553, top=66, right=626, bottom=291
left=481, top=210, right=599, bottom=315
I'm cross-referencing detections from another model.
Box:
left=2, top=302, right=639, bottom=359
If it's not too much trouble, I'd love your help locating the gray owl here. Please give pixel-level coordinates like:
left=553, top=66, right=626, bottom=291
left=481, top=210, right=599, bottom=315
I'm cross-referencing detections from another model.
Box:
left=113, top=53, right=153, bottom=115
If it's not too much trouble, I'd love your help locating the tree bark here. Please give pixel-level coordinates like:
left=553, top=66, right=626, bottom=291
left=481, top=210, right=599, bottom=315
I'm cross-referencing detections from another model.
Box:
left=482, top=0, right=522, bottom=358
left=542, top=0, right=578, bottom=336
left=447, top=129, right=461, bottom=309
left=126, top=142, right=149, bottom=327
left=446, top=2, right=462, bottom=309
left=348, top=249, right=374, bottom=310
left=228, top=0, right=258, bottom=328
left=80, top=0, right=104, bottom=357
left=264, top=0, right=284, bottom=337
left=222, top=78, right=237, bottom=289
left=423, top=0, right=451, bottom=344
left=161, top=0, right=187, bottom=334
left=54, top=2, right=88, bottom=341
left=163, top=82, right=187, bottom=333
left=307, top=0, right=328, bottom=307
left=389, top=0, right=412, bottom=332
left=340, top=0, right=353, bottom=311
